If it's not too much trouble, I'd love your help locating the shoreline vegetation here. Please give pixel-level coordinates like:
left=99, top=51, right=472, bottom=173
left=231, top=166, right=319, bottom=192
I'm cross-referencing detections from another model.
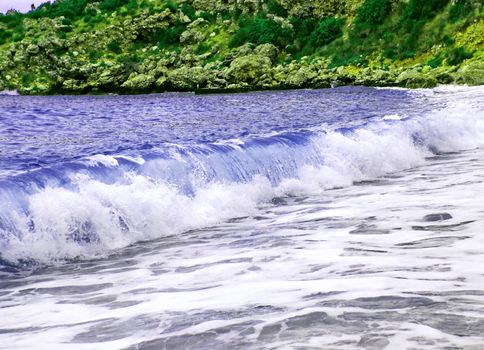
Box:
left=0, top=0, right=483, bottom=95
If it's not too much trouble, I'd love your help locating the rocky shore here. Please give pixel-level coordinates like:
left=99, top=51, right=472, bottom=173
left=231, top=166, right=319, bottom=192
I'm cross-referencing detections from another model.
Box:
left=0, top=0, right=483, bottom=95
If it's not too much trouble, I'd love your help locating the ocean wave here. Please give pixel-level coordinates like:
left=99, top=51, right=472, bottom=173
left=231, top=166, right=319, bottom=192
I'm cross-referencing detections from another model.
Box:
left=1, top=94, right=483, bottom=266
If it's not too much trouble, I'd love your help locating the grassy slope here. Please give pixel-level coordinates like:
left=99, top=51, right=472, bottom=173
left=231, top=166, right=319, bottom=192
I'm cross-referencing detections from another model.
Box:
left=0, top=0, right=483, bottom=94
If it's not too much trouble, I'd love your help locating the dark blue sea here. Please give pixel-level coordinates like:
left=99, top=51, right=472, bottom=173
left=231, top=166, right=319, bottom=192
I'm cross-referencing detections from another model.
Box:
left=1, top=86, right=484, bottom=349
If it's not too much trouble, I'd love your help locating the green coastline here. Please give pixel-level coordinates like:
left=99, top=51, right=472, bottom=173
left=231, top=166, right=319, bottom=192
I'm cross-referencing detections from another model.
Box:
left=0, top=0, right=483, bottom=95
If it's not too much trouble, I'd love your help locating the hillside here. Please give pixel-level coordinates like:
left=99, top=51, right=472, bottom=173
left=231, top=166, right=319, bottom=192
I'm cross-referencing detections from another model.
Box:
left=0, top=0, right=483, bottom=94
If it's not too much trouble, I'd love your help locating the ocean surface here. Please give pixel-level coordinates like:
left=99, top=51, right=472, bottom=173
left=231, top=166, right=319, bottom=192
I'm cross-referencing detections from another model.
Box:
left=1, top=86, right=484, bottom=349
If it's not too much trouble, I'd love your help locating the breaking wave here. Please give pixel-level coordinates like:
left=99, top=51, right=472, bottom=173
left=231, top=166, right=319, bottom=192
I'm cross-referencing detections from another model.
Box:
left=1, top=89, right=483, bottom=266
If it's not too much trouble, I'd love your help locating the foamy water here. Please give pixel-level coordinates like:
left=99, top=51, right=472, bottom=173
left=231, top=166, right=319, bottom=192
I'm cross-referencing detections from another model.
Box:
left=1, top=86, right=484, bottom=349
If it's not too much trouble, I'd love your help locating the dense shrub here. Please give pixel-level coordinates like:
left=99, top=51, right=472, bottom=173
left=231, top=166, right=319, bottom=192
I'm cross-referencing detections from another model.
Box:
left=0, top=12, right=23, bottom=27
left=427, top=55, right=442, bottom=68
left=107, top=40, right=122, bottom=54
left=267, top=0, right=287, bottom=17
left=286, top=16, right=318, bottom=55
left=229, top=14, right=293, bottom=48
left=290, top=16, right=318, bottom=42
left=198, top=10, right=217, bottom=22
left=165, top=0, right=178, bottom=13
left=28, top=0, right=93, bottom=20
left=89, top=50, right=101, bottom=61
left=446, top=46, right=473, bottom=65
left=153, top=23, right=186, bottom=46
left=0, top=13, right=25, bottom=43
left=310, top=17, right=343, bottom=47
left=21, top=72, right=34, bottom=86
left=99, top=0, right=130, bottom=12
left=405, top=0, right=450, bottom=20
left=449, top=0, right=478, bottom=22
left=355, top=0, right=392, bottom=25
left=180, top=4, right=196, bottom=20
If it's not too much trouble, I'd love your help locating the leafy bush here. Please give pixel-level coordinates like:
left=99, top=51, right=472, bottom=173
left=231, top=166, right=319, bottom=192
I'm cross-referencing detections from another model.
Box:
left=229, top=14, right=293, bottom=48
left=446, top=46, right=473, bottom=65
left=153, top=23, right=186, bottom=47
left=290, top=16, right=318, bottom=42
left=427, top=55, right=442, bottom=68
left=59, top=25, right=72, bottom=32
left=330, top=48, right=367, bottom=67
left=99, top=0, right=129, bottom=12
left=195, top=42, right=211, bottom=55
left=198, top=11, right=217, bottom=22
left=0, top=14, right=25, bottom=42
left=405, top=0, right=450, bottom=20
left=21, top=72, right=34, bottom=86
left=449, top=0, right=475, bottom=22
left=0, top=11, right=23, bottom=28
left=89, top=50, right=101, bottom=61
left=165, top=0, right=178, bottom=13
left=180, top=4, right=196, bottom=20
left=355, top=0, right=392, bottom=25
left=267, top=0, right=287, bottom=17
left=310, top=17, right=343, bottom=47
left=0, top=29, right=12, bottom=45
left=383, top=46, right=398, bottom=59
left=286, top=16, right=318, bottom=55
left=107, top=40, right=122, bottom=54
left=30, top=0, right=92, bottom=20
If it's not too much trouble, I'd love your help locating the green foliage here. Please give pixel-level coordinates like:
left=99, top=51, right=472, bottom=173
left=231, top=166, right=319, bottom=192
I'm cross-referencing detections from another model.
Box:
left=383, top=47, right=398, bottom=59
left=0, top=0, right=481, bottom=94
left=198, top=11, right=217, bottom=22
left=165, top=0, right=178, bottom=13
left=107, top=40, right=122, bottom=54
left=229, top=14, right=293, bottom=48
left=442, top=34, right=455, bottom=46
left=88, top=50, right=101, bottom=62
left=61, top=18, right=72, bottom=25
left=446, top=46, right=473, bottom=65
left=449, top=0, right=474, bottom=22
left=267, top=0, right=288, bottom=17
left=21, top=72, right=34, bottom=86
left=427, top=55, right=442, bottom=68
left=0, top=29, right=12, bottom=45
left=311, top=17, right=343, bottom=47
left=180, top=4, right=196, bottom=20
left=153, top=23, right=186, bottom=47
left=117, top=53, right=141, bottom=74
left=330, top=47, right=367, bottom=67
left=84, top=13, right=103, bottom=26
left=60, top=26, right=72, bottom=34
left=0, top=11, right=24, bottom=36
left=99, top=0, right=130, bottom=12
left=405, top=0, right=450, bottom=20
left=195, top=42, right=211, bottom=55
left=355, top=0, right=392, bottom=25
left=286, top=16, right=318, bottom=56
left=0, top=13, right=25, bottom=43
left=290, top=17, right=318, bottom=42
left=28, top=0, right=92, bottom=20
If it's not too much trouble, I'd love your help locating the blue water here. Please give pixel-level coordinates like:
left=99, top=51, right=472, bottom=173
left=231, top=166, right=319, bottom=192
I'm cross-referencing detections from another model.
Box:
left=0, top=87, right=421, bottom=176
left=1, top=86, right=484, bottom=349
left=0, top=87, right=478, bottom=267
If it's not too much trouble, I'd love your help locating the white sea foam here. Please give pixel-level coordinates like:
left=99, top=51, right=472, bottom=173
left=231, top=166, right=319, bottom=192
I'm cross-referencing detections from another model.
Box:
left=86, top=154, right=119, bottom=167
left=2, top=145, right=484, bottom=349
left=382, top=114, right=402, bottom=120
left=2, top=87, right=484, bottom=349
left=1, top=87, right=484, bottom=264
